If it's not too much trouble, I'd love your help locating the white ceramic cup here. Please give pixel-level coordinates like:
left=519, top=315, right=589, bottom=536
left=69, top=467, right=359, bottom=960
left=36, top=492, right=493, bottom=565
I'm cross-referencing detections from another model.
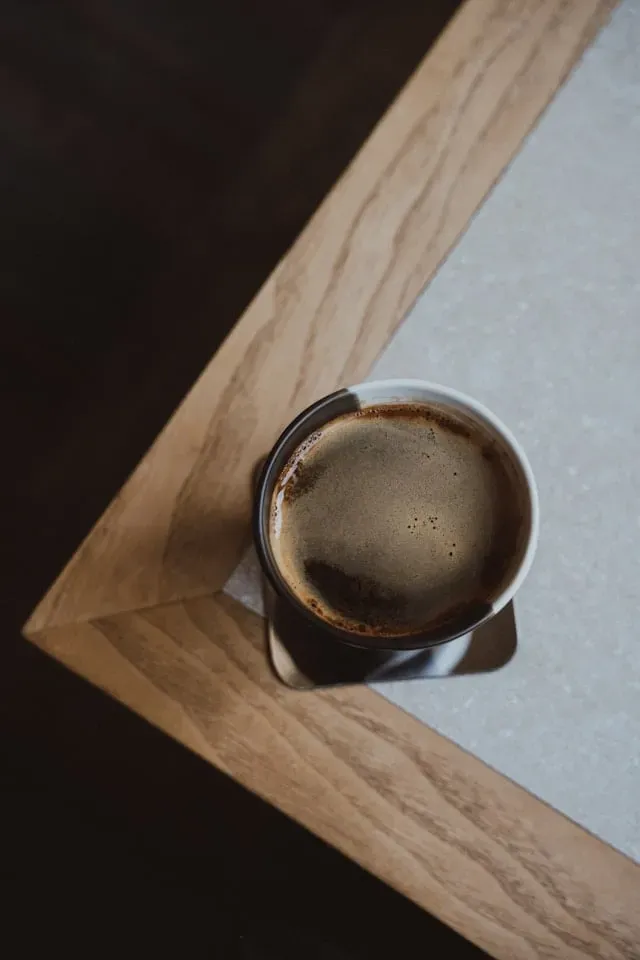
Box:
left=254, top=379, right=539, bottom=651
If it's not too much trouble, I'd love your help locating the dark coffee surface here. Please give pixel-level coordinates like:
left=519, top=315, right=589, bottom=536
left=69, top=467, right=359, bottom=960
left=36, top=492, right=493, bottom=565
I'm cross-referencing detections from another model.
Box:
left=270, top=403, right=525, bottom=638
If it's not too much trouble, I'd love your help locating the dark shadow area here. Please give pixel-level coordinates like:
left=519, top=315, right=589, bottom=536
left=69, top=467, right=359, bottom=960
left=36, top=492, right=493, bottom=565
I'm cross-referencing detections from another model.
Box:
left=1, top=2, right=490, bottom=956
left=268, top=583, right=517, bottom=688
left=4, top=0, right=461, bottom=617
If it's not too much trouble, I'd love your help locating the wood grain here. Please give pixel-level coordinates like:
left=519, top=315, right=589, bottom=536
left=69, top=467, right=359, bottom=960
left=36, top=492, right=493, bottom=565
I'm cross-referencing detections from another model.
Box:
left=28, top=593, right=640, bottom=960
left=27, top=0, right=617, bottom=633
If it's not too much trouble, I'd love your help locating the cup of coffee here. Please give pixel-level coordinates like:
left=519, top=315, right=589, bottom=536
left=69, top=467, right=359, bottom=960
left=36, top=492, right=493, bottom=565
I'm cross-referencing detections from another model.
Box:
left=254, top=380, right=539, bottom=651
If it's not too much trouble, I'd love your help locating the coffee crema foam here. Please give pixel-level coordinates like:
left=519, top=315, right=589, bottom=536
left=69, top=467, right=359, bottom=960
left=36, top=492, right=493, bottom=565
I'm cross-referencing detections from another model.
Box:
left=270, top=403, right=525, bottom=639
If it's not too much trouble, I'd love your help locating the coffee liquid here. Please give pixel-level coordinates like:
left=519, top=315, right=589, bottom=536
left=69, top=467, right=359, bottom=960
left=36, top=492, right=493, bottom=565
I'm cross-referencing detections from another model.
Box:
left=270, top=403, right=525, bottom=638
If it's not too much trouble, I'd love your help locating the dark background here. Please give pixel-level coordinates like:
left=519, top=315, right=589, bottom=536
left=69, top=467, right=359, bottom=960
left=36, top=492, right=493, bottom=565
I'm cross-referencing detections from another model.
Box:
left=2, top=2, right=488, bottom=956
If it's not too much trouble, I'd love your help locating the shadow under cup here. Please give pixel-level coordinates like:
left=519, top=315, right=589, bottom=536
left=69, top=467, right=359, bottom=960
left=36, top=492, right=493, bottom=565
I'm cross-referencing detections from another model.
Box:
left=254, top=379, right=539, bottom=652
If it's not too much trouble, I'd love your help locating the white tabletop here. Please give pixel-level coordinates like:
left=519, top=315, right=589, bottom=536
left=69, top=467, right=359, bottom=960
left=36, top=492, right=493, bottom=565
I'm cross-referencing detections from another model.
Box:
left=227, top=0, right=640, bottom=862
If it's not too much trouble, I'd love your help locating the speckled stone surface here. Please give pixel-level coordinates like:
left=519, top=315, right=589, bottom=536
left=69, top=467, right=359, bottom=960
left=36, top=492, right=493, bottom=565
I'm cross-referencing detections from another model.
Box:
left=226, top=0, right=640, bottom=861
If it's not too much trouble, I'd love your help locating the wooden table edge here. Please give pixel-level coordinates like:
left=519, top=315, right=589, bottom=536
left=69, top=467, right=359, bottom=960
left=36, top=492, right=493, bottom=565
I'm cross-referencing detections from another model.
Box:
left=24, top=1, right=639, bottom=957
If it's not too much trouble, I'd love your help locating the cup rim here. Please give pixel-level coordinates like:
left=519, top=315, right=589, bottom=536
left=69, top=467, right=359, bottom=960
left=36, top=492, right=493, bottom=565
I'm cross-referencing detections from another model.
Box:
left=254, top=379, right=539, bottom=651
